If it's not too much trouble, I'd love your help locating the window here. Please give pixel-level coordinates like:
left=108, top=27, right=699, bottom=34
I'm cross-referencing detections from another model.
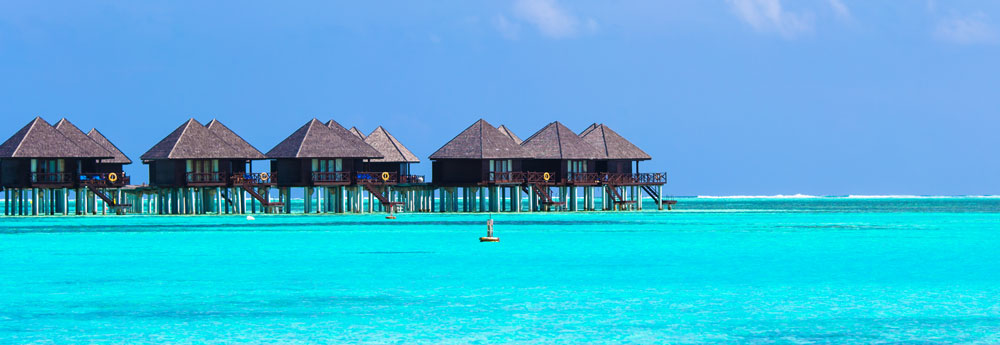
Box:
left=488, top=160, right=512, bottom=180
left=186, top=159, right=219, bottom=182
left=31, top=159, right=65, bottom=182
left=312, top=159, right=343, bottom=172
left=567, top=160, right=588, bottom=180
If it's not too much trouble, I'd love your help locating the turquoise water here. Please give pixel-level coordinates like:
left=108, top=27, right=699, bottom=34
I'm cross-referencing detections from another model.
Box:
left=2, top=198, right=1000, bottom=343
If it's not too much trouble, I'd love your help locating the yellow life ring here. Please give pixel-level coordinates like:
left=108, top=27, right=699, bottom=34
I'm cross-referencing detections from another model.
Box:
left=543, top=172, right=551, bottom=181
left=259, top=172, right=269, bottom=181
left=381, top=172, right=390, bottom=181
left=108, top=172, right=118, bottom=182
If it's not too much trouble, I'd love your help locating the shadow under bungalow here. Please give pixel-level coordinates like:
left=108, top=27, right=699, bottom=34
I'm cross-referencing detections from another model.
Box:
left=1, top=116, right=667, bottom=216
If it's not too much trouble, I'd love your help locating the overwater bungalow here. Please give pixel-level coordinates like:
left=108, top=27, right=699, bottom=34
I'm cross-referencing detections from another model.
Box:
left=266, top=119, right=386, bottom=213
left=141, top=119, right=264, bottom=188
left=579, top=123, right=665, bottom=210
left=520, top=121, right=604, bottom=185
left=53, top=119, right=124, bottom=183
left=579, top=123, right=651, bottom=174
left=0, top=117, right=127, bottom=215
left=429, top=119, right=531, bottom=186
left=267, top=119, right=382, bottom=187
left=428, top=119, right=535, bottom=212
left=140, top=118, right=272, bottom=214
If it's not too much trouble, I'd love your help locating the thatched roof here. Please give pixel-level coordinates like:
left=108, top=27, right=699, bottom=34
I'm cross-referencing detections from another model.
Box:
left=520, top=121, right=603, bottom=160
left=429, top=119, right=530, bottom=160
left=54, top=119, right=113, bottom=159
left=205, top=120, right=265, bottom=159
left=326, top=120, right=382, bottom=157
left=497, top=125, right=523, bottom=145
left=140, top=119, right=252, bottom=160
left=579, top=123, right=651, bottom=160
left=365, top=126, right=419, bottom=163
left=266, top=119, right=383, bottom=159
left=87, top=129, right=133, bottom=164
left=0, top=117, right=92, bottom=158
left=349, top=127, right=366, bottom=140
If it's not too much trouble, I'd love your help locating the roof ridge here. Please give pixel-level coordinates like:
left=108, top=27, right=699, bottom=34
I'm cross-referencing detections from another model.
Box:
left=383, top=127, right=408, bottom=161
left=599, top=124, right=610, bottom=157
left=169, top=119, right=196, bottom=159
left=554, top=122, right=563, bottom=158
left=51, top=118, right=91, bottom=157
left=9, top=117, right=42, bottom=157
left=296, top=119, right=316, bottom=158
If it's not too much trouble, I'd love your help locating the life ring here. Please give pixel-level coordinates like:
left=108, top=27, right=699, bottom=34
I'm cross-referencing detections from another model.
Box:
left=108, top=172, right=118, bottom=182
left=259, top=172, right=269, bottom=181
left=381, top=172, right=390, bottom=181
left=543, top=172, right=551, bottom=181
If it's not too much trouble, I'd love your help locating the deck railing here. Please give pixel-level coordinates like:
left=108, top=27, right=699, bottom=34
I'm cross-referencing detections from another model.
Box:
left=356, top=171, right=398, bottom=184
left=30, top=172, right=73, bottom=185
left=488, top=172, right=667, bottom=185
left=488, top=172, right=558, bottom=185
left=185, top=172, right=226, bottom=185
left=231, top=172, right=277, bottom=185
left=312, top=171, right=351, bottom=184
left=400, top=175, right=425, bottom=184
left=79, top=172, right=130, bottom=187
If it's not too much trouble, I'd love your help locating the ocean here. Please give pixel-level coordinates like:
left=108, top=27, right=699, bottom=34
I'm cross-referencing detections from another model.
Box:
left=2, top=197, right=999, bottom=344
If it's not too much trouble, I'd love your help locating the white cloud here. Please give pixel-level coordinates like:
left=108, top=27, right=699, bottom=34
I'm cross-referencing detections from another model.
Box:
left=494, top=14, right=521, bottom=40
left=726, top=0, right=813, bottom=38
left=934, top=12, right=998, bottom=45
left=827, top=0, right=850, bottom=20
left=513, top=0, right=578, bottom=38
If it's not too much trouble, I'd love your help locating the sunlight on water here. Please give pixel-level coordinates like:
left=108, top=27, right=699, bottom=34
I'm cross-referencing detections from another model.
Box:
left=2, top=198, right=1000, bottom=343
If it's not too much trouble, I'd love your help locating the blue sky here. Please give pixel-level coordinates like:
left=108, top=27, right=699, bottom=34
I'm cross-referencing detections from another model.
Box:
left=1, top=0, right=999, bottom=196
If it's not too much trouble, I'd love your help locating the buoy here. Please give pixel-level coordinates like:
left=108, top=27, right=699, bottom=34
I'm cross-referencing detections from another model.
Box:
left=386, top=215, right=396, bottom=219
left=246, top=215, right=255, bottom=221
left=480, top=218, right=499, bottom=242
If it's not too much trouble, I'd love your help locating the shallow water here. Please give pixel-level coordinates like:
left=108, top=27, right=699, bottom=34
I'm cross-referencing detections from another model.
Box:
left=2, top=198, right=1000, bottom=344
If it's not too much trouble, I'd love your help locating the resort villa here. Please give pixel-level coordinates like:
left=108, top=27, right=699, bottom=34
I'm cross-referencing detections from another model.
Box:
left=0, top=117, right=666, bottom=216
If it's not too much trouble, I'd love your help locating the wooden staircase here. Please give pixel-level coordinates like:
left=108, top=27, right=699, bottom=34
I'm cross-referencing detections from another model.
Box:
left=362, top=184, right=403, bottom=210
left=521, top=184, right=565, bottom=211
left=237, top=184, right=284, bottom=212
left=86, top=185, right=132, bottom=215
left=640, top=185, right=677, bottom=210
left=605, top=185, right=636, bottom=210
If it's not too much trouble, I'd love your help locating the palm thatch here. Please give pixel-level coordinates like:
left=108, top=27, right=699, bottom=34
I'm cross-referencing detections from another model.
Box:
left=520, top=121, right=603, bottom=159
left=205, top=120, right=265, bottom=159
left=365, top=126, right=419, bottom=163
left=0, top=117, right=91, bottom=158
left=140, top=119, right=249, bottom=160
left=325, top=120, right=382, bottom=157
left=579, top=123, right=651, bottom=160
left=349, top=127, right=366, bottom=140
left=53, top=119, right=113, bottom=159
left=497, top=125, right=523, bottom=145
left=87, top=129, right=133, bottom=164
left=429, top=119, right=530, bottom=159
left=266, top=119, right=383, bottom=159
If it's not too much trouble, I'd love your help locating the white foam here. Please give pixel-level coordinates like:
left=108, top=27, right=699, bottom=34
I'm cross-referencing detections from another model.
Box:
left=696, top=194, right=821, bottom=199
